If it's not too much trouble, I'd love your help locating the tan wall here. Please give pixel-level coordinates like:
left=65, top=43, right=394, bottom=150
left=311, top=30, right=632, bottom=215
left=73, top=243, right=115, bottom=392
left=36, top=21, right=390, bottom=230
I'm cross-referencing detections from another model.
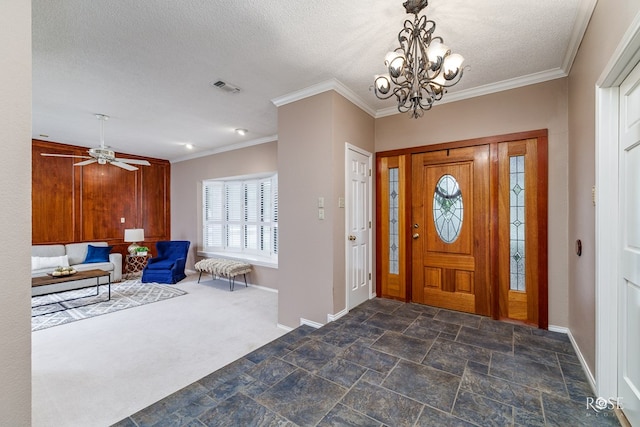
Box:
left=171, top=141, right=279, bottom=289
left=0, top=0, right=32, bottom=424
left=567, top=0, right=640, bottom=374
left=375, top=79, right=570, bottom=327
left=278, top=92, right=335, bottom=326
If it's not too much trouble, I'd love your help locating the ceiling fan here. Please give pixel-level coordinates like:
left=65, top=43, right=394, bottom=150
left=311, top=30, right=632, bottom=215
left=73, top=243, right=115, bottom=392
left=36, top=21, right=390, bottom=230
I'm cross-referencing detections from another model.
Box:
left=41, top=114, right=151, bottom=171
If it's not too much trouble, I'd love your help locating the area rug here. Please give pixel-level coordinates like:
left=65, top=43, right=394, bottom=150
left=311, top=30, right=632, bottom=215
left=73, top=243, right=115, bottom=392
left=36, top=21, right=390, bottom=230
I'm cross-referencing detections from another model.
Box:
left=32, top=280, right=187, bottom=332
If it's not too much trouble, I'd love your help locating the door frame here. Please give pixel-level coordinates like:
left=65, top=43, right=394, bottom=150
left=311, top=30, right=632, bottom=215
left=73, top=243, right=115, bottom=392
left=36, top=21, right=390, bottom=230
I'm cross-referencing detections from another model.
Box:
left=594, top=12, right=640, bottom=399
left=375, top=130, right=548, bottom=327
left=345, top=143, right=373, bottom=311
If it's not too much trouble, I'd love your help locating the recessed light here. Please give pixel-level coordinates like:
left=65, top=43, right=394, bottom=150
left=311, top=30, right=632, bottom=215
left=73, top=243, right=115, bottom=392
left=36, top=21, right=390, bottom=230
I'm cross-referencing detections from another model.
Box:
left=185, top=143, right=194, bottom=150
left=235, top=128, right=248, bottom=136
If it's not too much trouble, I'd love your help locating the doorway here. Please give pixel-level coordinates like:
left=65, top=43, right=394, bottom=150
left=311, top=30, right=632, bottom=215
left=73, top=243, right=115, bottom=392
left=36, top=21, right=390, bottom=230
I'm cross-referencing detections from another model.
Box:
left=376, top=130, right=548, bottom=327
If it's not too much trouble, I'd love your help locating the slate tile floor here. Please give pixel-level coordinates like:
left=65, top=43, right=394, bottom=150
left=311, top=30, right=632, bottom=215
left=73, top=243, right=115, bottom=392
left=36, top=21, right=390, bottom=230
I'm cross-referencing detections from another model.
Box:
left=113, top=299, right=621, bottom=426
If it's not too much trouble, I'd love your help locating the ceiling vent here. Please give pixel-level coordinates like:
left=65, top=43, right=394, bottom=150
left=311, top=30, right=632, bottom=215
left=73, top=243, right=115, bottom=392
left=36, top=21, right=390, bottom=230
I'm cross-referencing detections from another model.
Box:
left=210, top=80, right=241, bottom=94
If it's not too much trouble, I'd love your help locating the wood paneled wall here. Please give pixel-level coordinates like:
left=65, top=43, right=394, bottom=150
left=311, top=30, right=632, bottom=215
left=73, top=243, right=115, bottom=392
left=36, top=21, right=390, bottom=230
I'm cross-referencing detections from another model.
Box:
left=32, top=140, right=171, bottom=260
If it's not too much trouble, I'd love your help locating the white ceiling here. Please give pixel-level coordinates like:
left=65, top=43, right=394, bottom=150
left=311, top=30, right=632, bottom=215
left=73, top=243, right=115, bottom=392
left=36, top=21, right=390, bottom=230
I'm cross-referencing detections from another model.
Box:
left=32, top=0, right=594, bottom=162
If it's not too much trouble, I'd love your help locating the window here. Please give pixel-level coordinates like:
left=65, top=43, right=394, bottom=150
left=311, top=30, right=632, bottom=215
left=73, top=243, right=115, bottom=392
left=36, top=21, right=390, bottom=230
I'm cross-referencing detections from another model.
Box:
left=203, top=175, right=278, bottom=259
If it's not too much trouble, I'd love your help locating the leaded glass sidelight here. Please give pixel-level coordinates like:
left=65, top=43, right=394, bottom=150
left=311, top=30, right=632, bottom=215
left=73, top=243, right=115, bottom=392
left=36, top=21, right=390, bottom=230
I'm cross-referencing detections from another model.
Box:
left=433, top=174, right=463, bottom=243
left=510, top=156, right=525, bottom=291
left=389, top=168, right=399, bottom=274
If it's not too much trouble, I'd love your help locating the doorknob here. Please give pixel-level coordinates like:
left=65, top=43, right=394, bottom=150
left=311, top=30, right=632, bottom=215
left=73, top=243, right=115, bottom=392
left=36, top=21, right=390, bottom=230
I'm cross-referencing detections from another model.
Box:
left=348, top=235, right=357, bottom=241
left=413, top=233, right=420, bottom=239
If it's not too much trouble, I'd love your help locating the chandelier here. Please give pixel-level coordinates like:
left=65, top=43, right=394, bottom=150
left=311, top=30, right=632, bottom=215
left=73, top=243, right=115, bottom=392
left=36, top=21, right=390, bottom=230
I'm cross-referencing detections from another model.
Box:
left=373, top=0, right=464, bottom=118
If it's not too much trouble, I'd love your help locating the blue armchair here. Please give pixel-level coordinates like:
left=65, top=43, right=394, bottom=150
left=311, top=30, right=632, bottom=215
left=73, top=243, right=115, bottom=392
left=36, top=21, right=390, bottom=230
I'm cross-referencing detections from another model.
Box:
left=141, top=241, right=190, bottom=284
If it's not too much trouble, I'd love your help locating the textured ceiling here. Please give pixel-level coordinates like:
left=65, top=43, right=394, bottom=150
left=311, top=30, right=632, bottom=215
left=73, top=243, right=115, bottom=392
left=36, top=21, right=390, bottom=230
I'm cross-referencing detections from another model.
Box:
left=32, top=0, right=593, bottom=162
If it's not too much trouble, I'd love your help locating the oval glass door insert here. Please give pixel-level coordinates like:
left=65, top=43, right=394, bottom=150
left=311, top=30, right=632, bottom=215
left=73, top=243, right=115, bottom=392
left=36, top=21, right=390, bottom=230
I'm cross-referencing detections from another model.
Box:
left=433, top=174, right=463, bottom=243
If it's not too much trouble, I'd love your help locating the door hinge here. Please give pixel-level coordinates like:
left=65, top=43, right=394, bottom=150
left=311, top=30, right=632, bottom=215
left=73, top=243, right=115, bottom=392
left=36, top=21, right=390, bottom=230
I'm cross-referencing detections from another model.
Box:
left=369, top=273, right=372, bottom=280
left=369, top=169, right=372, bottom=176
left=369, top=221, right=372, bottom=228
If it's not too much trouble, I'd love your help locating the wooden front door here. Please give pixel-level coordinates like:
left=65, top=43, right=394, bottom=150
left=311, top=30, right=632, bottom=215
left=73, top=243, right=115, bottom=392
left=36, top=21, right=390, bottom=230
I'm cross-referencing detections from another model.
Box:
left=411, top=146, right=491, bottom=315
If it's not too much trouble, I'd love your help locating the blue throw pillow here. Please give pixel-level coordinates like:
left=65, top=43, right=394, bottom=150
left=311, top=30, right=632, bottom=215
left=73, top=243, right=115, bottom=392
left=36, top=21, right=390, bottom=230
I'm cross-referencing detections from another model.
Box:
left=84, top=245, right=113, bottom=264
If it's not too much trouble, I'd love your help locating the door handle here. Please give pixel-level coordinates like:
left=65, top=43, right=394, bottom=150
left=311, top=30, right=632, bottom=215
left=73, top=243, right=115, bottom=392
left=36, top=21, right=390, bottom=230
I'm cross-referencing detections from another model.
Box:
left=348, top=235, right=357, bottom=241
left=413, top=233, right=420, bottom=239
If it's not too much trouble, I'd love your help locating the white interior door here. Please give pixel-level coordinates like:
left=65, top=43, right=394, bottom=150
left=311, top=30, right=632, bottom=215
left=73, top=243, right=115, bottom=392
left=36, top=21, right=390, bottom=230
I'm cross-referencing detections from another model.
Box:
left=346, top=145, right=371, bottom=310
left=619, top=59, right=640, bottom=426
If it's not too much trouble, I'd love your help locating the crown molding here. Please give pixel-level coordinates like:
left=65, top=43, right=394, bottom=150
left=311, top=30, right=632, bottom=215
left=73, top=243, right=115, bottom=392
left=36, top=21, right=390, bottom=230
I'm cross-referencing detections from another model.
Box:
left=374, top=68, right=568, bottom=118
left=170, top=135, right=278, bottom=164
left=562, top=0, right=598, bottom=73
left=271, top=78, right=376, bottom=117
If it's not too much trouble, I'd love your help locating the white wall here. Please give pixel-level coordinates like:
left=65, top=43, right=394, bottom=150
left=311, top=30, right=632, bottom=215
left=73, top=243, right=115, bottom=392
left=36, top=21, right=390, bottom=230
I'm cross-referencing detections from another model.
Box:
left=0, top=0, right=32, bottom=424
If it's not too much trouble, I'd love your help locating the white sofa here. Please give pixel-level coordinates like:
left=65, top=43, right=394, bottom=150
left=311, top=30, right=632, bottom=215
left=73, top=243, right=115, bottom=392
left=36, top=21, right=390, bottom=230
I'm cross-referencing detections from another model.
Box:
left=31, top=242, right=122, bottom=296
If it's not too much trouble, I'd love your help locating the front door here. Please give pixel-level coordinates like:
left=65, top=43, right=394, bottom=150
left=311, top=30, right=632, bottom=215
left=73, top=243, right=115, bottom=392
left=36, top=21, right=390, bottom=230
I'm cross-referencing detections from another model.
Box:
left=346, top=145, right=372, bottom=310
left=618, top=59, right=640, bottom=425
left=411, top=146, right=491, bottom=315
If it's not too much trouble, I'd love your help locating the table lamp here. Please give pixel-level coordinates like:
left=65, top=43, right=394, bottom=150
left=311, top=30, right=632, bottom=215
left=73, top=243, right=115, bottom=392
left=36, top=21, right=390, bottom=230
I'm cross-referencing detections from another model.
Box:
left=124, top=228, right=145, bottom=255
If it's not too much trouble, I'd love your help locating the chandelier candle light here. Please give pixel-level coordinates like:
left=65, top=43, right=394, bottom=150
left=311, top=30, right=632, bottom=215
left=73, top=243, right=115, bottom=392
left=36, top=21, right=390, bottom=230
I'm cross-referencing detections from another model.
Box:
left=373, top=0, right=464, bottom=118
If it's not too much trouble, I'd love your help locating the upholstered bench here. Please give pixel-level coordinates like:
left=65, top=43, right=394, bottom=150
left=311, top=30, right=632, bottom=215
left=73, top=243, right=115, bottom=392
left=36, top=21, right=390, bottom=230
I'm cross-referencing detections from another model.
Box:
left=194, top=258, right=252, bottom=291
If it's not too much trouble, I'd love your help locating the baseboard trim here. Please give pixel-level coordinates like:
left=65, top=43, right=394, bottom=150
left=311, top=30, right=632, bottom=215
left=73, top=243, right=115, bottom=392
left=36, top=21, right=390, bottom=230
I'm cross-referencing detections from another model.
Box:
left=300, top=318, right=323, bottom=329
left=277, top=323, right=293, bottom=332
left=249, top=283, right=278, bottom=293
left=327, top=308, right=348, bottom=323
left=552, top=325, right=597, bottom=394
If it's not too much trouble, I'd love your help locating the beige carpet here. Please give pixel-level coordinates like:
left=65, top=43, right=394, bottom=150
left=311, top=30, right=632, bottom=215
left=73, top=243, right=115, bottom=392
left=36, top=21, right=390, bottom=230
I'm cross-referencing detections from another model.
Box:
left=31, top=273, right=286, bottom=427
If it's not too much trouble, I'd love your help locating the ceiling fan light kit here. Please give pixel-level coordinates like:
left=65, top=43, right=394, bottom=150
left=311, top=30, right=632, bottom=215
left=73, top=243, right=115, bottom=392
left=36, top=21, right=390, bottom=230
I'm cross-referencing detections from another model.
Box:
left=41, top=114, right=151, bottom=171
left=373, top=0, right=465, bottom=119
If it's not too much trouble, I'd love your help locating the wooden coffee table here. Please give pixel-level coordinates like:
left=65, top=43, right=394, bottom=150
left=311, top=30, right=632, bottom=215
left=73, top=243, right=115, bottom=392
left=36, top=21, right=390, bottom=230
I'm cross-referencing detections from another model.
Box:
left=32, top=269, right=111, bottom=316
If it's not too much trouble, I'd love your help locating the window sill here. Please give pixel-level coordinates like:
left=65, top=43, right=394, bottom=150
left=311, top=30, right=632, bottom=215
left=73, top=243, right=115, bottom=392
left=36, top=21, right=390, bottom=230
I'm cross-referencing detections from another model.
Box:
left=196, top=251, right=278, bottom=269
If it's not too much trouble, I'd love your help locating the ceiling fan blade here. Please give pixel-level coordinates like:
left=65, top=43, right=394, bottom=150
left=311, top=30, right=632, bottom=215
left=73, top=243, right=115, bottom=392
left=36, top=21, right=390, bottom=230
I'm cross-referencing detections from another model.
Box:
left=110, top=161, right=139, bottom=171
left=114, top=158, right=151, bottom=166
left=41, top=153, right=92, bottom=159
left=74, top=159, right=97, bottom=166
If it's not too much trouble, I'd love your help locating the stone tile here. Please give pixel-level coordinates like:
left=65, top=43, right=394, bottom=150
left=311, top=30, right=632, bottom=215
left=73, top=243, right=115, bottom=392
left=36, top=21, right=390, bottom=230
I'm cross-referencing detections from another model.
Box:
left=438, top=331, right=459, bottom=341
left=312, top=319, right=346, bottom=337
left=131, top=382, right=209, bottom=427
left=408, top=303, right=440, bottom=318
left=341, top=320, right=386, bottom=341
left=341, top=380, right=423, bottom=427
left=460, top=369, right=542, bottom=414
left=429, top=337, right=492, bottom=365
left=478, top=317, right=515, bottom=336
left=277, top=324, right=315, bottom=346
left=245, top=339, right=292, bottom=364
left=361, top=297, right=405, bottom=314
left=542, top=391, right=621, bottom=427
left=382, top=360, right=461, bottom=411
left=362, top=312, right=414, bottom=332
left=556, top=350, right=581, bottom=366
left=406, top=315, right=461, bottom=336
left=513, top=330, right=574, bottom=355
left=402, top=321, right=441, bottom=342
left=371, top=331, right=433, bottom=362
left=316, top=403, right=383, bottom=427
left=565, top=378, right=595, bottom=403
left=207, top=373, right=256, bottom=402
left=198, top=357, right=255, bottom=390
left=415, top=404, right=479, bottom=427
left=339, top=307, right=378, bottom=324
left=489, top=352, right=568, bottom=397
left=422, top=347, right=468, bottom=376
left=257, top=370, right=346, bottom=426
left=433, top=310, right=482, bottom=328
left=111, top=418, right=138, bottom=427
left=172, top=394, right=218, bottom=424
left=531, top=327, right=571, bottom=343
left=245, top=357, right=298, bottom=386
left=282, top=339, right=342, bottom=372
left=359, top=369, right=387, bottom=385
left=452, top=391, right=513, bottom=427
left=513, top=342, right=560, bottom=367
left=319, top=327, right=362, bottom=348
left=513, top=407, right=546, bottom=427
left=466, top=360, right=489, bottom=375
left=340, top=342, right=399, bottom=374
left=456, top=326, right=513, bottom=353
left=389, top=304, right=423, bottom=321
left=559, top=357, right=590, bottom=382
left=198, top=393, right=289, bottom=427
left=317, top=357, right=368, bottom=388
